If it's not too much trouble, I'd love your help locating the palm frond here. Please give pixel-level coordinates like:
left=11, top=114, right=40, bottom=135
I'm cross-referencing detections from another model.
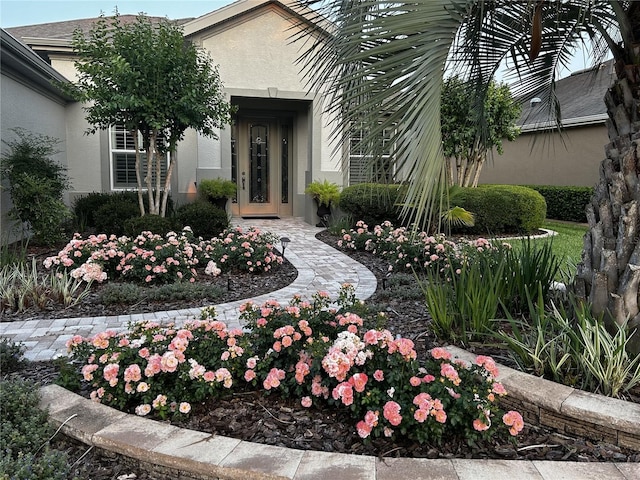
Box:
left=294, top=0, right=622, bottom=230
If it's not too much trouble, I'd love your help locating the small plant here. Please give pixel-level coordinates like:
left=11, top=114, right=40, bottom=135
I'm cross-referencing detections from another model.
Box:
left=0, top=129, right=71, bottom=245
left=198, top=178, right=237, bottom=200
left=421, top=252, right=505, bottom=343
left=494, top=289, right=640, bottom=397
left=1, top=259, right=93, bottom=313
left=48, top=269, right=94, bottom=308
left=94, top=194, right=140, bottom=236
left=176, top=201, right=230, bottom=239
left=0, top=338, right=26, bottom=374
left=123, top=214, right=176, bottom=237
left=1, top=236, right=29, bottom=267
left=0, top=379, right=72, bottom=479
left=209, top=226, right=283, bottom=273
left=99, top=283, right=142, bottom=305
left=305, top=179, right=341, bottom=207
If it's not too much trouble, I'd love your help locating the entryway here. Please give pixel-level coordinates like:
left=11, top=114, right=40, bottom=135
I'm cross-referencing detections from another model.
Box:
left=234, top=116, right=293, bottom=217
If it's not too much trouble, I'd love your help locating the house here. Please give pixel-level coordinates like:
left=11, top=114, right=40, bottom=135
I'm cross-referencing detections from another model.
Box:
left=2, top=0, right=615, bottom=243
left=479, top=60, right=615, bottom=187
left=1, top=0, right=350, bottom=242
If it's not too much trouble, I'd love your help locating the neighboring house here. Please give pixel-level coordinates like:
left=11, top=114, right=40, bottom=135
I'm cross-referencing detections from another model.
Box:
left=480, top=60, right=615, bottom=187
left=0, top=29, right=74, bottom=243
left=2, top=0, right=351, bottom=232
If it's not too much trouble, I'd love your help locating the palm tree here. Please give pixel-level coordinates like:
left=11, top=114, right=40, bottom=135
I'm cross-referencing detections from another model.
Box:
left=298, top=0, right=639, bottom=336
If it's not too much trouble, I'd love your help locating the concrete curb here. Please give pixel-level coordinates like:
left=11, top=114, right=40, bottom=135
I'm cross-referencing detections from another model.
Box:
left=39, top=368, right=640, bottom=480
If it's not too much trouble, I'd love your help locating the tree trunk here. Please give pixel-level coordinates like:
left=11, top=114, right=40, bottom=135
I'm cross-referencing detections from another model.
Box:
left=145, top=135, right=156, bottom=215
left=133, top=132, right=145, bottom=216
left=154, top=131, right=162, bottom=215
left=160, top=151, right=175, bottom=218
left=575, top=68, right=640, bottom=352
left=461, top=152, right=481, bottom=187
left=147, top=134, right=157, bottom=215
left=456, top=158, right=465, bottom=187
left=471, top=157, right=486, bottom=187
left=447, top=157, right=455, bottom=186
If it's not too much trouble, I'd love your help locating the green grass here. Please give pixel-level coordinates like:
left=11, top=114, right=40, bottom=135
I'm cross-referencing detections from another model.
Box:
left=503, top=220, right=588, bottom=281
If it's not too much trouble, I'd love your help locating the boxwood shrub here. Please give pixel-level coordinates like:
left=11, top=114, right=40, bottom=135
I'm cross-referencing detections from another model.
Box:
left=123, top=214, right=177, bottom=237
left=452, top=185, right=546, bottom=235
left=339, top=183, right=407, bottom=227
left=525, top=185, right=593, bottom=223
left=74, top=191, right=174, bottom=231
left=175, top=201, right=230, bottom=239
left=93, top=194, right=140, bottom=236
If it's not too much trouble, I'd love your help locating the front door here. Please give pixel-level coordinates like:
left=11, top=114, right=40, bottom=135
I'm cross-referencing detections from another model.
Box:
left=236, top=117, right=292, bottom=217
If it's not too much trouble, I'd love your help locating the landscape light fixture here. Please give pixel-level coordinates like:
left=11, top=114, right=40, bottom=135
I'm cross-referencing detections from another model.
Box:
left=280, top=236, right=291, bottom=257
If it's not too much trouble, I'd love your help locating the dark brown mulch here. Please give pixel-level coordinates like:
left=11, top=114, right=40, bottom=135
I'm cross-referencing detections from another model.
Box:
left=0, top=251, right=298, bottom=322
left=5, top=231, right=640, bottom=479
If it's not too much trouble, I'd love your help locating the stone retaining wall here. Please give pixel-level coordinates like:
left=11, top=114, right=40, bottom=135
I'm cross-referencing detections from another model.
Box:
left=446, top=346, right=640, bottom=451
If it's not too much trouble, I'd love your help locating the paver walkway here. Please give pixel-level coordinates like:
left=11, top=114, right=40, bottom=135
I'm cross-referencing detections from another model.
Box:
left=0, top=218, right=376, bottom=361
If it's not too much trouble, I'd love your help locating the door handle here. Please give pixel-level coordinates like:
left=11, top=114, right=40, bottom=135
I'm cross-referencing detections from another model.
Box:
left=242, top=172, right=246, bottom=190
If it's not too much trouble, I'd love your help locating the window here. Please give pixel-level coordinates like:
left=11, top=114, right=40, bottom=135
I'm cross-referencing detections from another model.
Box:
left=110, top=125, right=169, bottom=189
left=348, top=125, right=395, bottom=185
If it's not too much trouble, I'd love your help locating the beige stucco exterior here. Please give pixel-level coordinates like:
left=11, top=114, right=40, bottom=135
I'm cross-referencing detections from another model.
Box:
left=480, top=123, right=607, bottom=188
left=1, top=0, right=342, bottom=232
left=183, top=1, right=340, bottom=222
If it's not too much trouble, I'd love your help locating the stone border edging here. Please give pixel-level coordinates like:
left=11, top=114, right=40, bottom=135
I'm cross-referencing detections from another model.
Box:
left=37, top=384, right=640, bottom=480
left=38, top=346, right=640, bottom=480
left=445, top=346, right=640, bottom=451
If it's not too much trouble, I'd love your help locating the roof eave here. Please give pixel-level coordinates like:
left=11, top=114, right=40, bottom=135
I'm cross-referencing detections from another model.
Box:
left=520, top=113, right=608, bottom=132
left=183, top=0, right=332, bottom=38
left=1, top=29, right=74, bottom=102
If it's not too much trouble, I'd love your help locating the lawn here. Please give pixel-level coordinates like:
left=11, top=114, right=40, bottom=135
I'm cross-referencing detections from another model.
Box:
left=504, top=220, right=588, bottom=281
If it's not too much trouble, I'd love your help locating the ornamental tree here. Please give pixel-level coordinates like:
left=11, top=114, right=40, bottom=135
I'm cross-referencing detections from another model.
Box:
left=68, top=13, right=234, bottom=217
left=441, top=77, right=521, bottom=187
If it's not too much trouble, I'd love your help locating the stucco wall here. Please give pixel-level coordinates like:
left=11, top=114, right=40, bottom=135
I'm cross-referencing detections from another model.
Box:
left=480, top=124, right=607, bottom=187
left=1, top=73, right=68, bottom=243
left=197, top=7, right=309, bottom=93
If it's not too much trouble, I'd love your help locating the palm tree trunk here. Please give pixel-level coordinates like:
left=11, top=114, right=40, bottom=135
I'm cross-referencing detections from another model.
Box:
left=575, top=69, right=640, bottom=351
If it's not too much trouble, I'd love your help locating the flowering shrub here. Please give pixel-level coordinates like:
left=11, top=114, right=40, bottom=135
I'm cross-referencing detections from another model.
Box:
left=207, top=226, right=283, bottom=273
left=65, top=317, right=250, bottom=419
left=64, top=285, right=523, bottom=444
left=337, top=220, right=499, bottom=275
left=43, top=226, right=283, bottom=285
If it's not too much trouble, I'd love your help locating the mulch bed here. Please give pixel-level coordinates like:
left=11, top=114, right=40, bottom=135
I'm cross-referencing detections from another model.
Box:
left=4, top=230, right=640, bottom=479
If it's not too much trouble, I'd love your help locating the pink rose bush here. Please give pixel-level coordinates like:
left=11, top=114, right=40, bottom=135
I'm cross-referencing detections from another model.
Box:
left=336, top=220, right=498, bottom=275
left=64, top=284, right=523, bottom=443
left=44, top=226, right=283, bottom=285
left=208, top=226, right=283, bottom=273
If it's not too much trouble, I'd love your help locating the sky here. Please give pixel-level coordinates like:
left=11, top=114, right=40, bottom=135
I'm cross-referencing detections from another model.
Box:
left=1, top=0, right=598, bottom=79
left=0, top=0, right=233, bottom=28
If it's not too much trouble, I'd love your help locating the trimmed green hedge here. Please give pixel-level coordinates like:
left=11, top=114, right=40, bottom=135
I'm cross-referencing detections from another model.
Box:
left=524, top=185, right=593, bottom=223
left=74, top=191, right=174, bottom=232
left=339, top=183, right=407, bottom=227
left=175, top=201, right=230, bottom=239
left=123, top=214, right=177, bottom=237
left=453, top=185, right=546, bottom=234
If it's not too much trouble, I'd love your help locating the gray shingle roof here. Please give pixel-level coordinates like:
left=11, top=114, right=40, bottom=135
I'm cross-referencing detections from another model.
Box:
left=5, top=15, right=194, bottom=43
left=518, top=60, right=614, bottom=129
